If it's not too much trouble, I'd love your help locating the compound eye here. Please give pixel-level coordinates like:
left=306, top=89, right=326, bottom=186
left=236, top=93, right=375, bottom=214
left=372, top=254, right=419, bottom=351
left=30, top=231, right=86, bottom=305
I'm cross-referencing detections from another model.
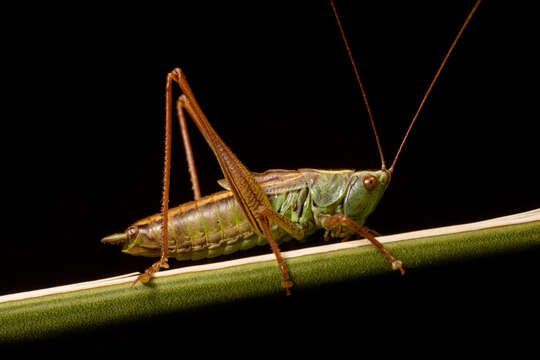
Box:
left=363, top=174, right=378, bottom=191
left=127, top=226, right=139, bottom=240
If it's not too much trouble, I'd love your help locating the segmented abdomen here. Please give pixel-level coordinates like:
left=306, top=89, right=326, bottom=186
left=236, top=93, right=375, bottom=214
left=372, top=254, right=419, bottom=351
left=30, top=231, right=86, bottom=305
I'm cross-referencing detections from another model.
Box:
left=126, top=186, right=315, bottom=260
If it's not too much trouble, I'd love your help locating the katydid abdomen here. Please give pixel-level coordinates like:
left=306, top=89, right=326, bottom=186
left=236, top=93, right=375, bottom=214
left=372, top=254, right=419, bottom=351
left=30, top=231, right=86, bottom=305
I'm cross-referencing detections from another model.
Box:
left=119, top=187, right=314, bottom=260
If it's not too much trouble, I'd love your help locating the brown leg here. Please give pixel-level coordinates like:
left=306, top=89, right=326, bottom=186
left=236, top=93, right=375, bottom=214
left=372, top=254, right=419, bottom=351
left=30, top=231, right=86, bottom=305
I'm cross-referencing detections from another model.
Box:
left=258, top=206, right=304, bottom=240
left=177, top=96, right=201, bottom=201
left=257, top=205, right=306, bottom=295
left=324, top=214, right=405, bottom=275
left=137, top=68, right=297, bottom=293
left=257, top=211, right=294, bottom=296
left=132, top=71, right=178, bottom=287
left=171, top=69, right=299, bottom=292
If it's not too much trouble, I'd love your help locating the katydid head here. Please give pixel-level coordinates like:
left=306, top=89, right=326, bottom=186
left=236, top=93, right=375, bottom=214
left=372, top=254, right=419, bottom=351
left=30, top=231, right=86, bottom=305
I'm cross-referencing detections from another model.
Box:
left=300, top=168, right=390, bottom=227
left=102, top=221, right=161, bottom=257
left=343, top=169, right=391, bottom=225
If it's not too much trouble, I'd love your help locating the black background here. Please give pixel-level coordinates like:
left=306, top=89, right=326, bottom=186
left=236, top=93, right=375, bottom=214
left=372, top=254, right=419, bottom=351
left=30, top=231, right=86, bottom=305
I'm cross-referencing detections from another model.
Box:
left=5, top=0, right=539, bottom=353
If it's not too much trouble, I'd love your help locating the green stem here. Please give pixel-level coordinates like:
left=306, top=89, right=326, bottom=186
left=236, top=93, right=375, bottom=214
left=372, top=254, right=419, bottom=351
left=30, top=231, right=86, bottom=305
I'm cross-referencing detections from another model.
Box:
left=1, top=210, right=539, bottom=342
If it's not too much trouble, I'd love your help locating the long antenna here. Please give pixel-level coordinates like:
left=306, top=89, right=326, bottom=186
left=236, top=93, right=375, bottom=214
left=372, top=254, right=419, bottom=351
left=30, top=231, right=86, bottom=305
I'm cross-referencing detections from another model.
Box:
left=330, top=0, right=386, bottom=170
left=389, top=0, right=483, bottom=173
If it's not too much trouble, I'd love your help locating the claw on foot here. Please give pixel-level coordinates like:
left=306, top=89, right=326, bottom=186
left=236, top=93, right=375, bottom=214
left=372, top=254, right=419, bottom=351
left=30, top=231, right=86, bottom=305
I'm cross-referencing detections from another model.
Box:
left=392, top=260, right=405, bottom=276
left=131, top=259, right=169, bottom=288
left=131, top=273, right=150, bottom=288
left=282, top=280, right=294, bottom=296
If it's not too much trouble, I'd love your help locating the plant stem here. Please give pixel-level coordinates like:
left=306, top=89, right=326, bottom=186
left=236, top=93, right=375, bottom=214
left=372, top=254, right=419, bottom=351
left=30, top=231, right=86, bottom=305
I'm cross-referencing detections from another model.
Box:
left=1, top=209, right=538, bottom=342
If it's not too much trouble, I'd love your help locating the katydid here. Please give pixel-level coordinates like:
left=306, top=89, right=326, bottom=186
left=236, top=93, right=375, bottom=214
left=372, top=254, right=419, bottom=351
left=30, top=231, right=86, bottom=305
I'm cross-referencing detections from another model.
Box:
left=102, top=0, right=483, bottom=295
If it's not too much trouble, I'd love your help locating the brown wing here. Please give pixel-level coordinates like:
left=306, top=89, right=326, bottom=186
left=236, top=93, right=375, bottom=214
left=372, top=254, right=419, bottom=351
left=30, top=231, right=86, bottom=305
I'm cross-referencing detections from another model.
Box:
left=218, top=169, right=307, bottom=195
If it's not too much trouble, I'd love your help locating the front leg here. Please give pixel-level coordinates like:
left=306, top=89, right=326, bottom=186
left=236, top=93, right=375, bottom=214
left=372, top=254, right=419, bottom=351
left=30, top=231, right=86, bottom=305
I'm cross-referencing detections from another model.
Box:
left=323, top=214, right=405, bottom=275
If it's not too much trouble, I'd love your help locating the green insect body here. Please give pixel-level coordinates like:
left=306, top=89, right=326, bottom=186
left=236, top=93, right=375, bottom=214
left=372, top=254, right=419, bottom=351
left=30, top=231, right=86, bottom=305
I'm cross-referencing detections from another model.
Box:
left=102, top=0, right=481, bottom=291
left=102, top=168, right=390, bottom=260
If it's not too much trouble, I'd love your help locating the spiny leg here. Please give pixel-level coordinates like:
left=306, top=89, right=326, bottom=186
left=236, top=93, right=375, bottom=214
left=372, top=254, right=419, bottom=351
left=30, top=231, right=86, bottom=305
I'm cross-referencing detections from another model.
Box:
left=324, top=214, right=405, bottom=275
left=172, top=68, right=307, bottom=294
left=256, top=210, right=294, bottom=296
left=256, top=206, right=306, bottom=295
left=132, top=71, right=180, bottom=286
left=135, top=95, right=215, bottom=287
left=177, top=95, right=201, bottom=201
